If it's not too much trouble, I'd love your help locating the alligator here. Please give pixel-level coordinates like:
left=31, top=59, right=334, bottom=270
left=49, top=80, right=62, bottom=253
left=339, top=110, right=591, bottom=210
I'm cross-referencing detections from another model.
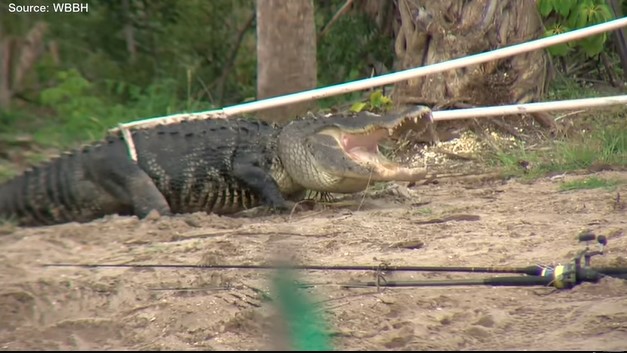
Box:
left=0, top=106, right=433, bottom=227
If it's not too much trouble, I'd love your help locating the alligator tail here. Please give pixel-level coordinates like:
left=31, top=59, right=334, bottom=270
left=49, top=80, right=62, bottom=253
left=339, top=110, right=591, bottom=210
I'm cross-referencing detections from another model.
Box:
left=0, top=152, right=89, bottom=226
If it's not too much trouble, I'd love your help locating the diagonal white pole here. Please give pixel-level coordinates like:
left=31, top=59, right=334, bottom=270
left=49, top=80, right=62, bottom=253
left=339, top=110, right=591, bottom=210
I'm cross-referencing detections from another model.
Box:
left=114, top=17, right=627, bottom=132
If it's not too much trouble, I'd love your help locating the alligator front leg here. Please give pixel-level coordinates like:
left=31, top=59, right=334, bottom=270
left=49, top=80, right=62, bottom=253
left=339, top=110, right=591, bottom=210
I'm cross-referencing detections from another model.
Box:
left=232, top=157, right=293, bottom=212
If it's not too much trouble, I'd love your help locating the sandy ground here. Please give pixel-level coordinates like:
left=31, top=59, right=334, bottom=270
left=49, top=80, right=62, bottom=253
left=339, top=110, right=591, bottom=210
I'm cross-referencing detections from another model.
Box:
left=0, top=170, right=626, bottom=351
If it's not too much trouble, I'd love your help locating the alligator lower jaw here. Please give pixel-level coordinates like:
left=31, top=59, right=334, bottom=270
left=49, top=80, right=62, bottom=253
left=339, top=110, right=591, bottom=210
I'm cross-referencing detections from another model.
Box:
left=361, top=160, right=427, bottom=181
left=342, top=128, right=427, bottom=181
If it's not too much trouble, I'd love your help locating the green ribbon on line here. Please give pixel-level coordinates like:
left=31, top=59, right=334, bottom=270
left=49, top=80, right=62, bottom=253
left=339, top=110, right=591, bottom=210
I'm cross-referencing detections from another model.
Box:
left=273, top=268, right=333, bottom=351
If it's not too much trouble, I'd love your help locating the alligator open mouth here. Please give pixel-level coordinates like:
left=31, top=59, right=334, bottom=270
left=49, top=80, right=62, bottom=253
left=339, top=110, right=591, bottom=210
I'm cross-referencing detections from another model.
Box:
left=344, top=127, right=424, bottom=179
left=321, top=110, right=430, bottom=181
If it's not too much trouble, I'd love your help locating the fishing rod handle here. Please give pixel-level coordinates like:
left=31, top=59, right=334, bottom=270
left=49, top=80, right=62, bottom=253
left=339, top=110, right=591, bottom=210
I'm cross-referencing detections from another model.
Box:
left=540, top=264, right=577, bottom=289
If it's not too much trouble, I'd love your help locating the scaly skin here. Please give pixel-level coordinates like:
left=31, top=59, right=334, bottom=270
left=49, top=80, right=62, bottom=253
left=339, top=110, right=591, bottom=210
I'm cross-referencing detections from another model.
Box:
left=0, top=106, right=432, bottom=226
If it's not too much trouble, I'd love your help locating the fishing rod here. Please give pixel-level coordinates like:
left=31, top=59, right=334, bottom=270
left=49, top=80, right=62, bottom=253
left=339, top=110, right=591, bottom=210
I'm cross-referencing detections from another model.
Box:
left=43, top=232, right=627, bottom=289
left=342, top=232, right=626, bottom=290
left=41, top=232, right=624, bottom=352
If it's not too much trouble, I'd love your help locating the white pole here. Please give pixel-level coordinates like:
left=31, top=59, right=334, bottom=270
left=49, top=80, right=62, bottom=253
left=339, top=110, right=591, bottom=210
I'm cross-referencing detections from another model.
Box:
left=431, top=95, right=627, bottom=121
left=115, top=17, right=627, bottom=131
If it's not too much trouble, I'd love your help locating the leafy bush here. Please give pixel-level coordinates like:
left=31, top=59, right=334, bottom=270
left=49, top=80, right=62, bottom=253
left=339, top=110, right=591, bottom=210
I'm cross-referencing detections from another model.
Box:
left=32, top=69, right=215, bottom=146
left=350, top=90, right=393, bottom=113
left=538, top=0, right=614, bottom=57
left=317, top=10, right=395, bottom=87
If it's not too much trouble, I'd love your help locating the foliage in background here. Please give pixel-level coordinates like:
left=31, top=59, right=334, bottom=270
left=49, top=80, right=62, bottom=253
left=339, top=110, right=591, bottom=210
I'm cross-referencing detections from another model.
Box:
left=349, top=90, right=393, bottom=113
left=1, top=0, right=255, bottom=146
left=0, top=0, right=624, bottom=154
left=559, top=176, right=622, bottom=191
left=538, top=0, right=613, bottom=57
left=545, top=76, right=601, bottom=100
left=316, top=4, right=394, bottom=86
left=315, top=1, right=395, bottom=110
left=537, top=0, right=625, bottom=94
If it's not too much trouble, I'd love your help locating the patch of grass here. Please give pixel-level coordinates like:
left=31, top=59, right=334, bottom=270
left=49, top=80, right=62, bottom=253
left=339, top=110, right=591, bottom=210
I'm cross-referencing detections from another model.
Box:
left=547, top=76, right=600, bottom=100
left=491, top=117, right=626, bottom=179
left=490, top=142, right=542, bottom=178
left=559, top=176, right=621, bottom=192
left=413, top=207, right=433, bottom=216
left=562, top=121, right=625, bottom=165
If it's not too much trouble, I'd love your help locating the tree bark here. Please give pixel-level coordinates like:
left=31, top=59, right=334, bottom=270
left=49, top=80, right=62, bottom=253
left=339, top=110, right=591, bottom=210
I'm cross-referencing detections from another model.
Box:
left=0, top=30, right=12, bottom=109
left=256, top=0, right=317, bottom=124
left=391, top=0, right=554, bottom=139
left=12, top=22, right=48, bottom=96
left=122, top=0, right=137, bottom=63
left=0, top=21, right=48, bottom=110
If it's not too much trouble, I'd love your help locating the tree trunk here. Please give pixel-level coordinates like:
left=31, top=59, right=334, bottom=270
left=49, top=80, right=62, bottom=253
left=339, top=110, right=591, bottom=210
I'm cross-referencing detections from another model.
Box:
left=122, top=0, right=137, bottom=63
left=0, top=31, right=12, bottom=109
left=391, top=0, right=554, bottom=140
left=608, top=0, right=627, bottom=83
left=0, top=22, right=48, bottom=110
left=256, top=0, right=317, bottom=124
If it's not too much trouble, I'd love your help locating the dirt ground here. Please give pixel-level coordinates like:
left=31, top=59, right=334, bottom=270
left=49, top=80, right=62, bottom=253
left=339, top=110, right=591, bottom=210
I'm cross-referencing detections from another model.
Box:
left=0, top=170, right=626, bottom=351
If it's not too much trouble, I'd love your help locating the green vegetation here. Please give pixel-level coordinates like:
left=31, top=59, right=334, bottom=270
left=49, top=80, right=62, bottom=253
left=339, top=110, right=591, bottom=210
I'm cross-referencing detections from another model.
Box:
left=349, top=90, right=393, bottom=113
left=2, top=0, right=254, bottom=146
left=316, top=8, right=394, bottom=87
left=546, top=76, right=602, bottom=101
left=490, top=11, right=626, bottom=185
left=559, top=176, right=622, bottom=191
left=413, top=208, right=433, bottom=216
left=491, top=109, right=627, bottom=179
left=538, top=0, right=613, bottom=57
